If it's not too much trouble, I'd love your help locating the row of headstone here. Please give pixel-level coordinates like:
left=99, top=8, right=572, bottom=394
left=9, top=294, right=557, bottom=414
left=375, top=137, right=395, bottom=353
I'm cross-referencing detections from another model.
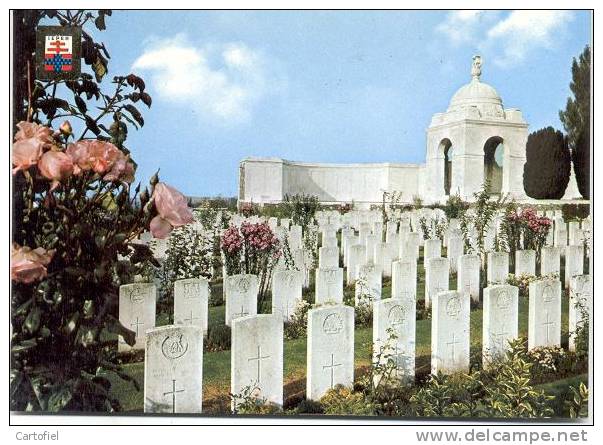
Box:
left=141, top=272, right=591, bottom=413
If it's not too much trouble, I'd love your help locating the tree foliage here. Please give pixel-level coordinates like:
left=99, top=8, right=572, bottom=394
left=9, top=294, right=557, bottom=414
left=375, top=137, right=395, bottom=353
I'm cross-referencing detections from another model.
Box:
left=10, top=10, right=164, bottom=412
left=523, top=127, right=570, bottom=199
left=560, top=45, right=591, bottom=199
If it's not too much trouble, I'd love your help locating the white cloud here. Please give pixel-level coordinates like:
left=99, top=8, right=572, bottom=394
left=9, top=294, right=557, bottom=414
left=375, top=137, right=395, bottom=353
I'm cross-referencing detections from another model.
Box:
left=485, top=10, right=574, bottom=66
left=132, top=35, right=281, bottom=124
left=436, top=10, right=490, bottom=45
left=436, top=10, right=575, bottom=68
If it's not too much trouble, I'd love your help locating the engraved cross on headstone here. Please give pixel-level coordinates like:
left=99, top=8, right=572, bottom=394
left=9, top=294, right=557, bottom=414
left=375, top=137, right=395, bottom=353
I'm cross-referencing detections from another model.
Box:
left=282, top=299, right=296, bottom=320
left=543, top=311, right=555, bottom=343
left=234, top=304, right=249, bottom=319
left=248, top=345, right=270, bottom=384
left=163, top=379, right=185, bottom=414
left=464, top=274, right=477, bottom=298
left=491, top=330, right=509, bottom=349
left=323, top=353, right=342, bottom=389
left=184, top=310, right=200, bottom=324
left=446, top=332, right=460, bottom=364
left=392, top=343, right=410, bottom=371
left=131, top=317, right=144, bottom=337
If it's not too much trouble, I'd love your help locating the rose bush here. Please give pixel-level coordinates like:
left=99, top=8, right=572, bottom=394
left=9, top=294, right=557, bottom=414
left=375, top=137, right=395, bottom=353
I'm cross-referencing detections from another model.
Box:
left=11, top=115, right=193, bottom=412
left=221, top=221, right=281, bottom=308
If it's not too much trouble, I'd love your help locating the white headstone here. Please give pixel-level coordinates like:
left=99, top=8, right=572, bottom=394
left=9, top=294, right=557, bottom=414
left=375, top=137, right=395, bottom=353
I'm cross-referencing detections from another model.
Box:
left=307, top=305, right=354, bottom=400
left=565, top=245, right=584, bottom=288
left=319, top=246, right=339, bottom=269
left=355, top=263, right=382, bottom=305
left=231, top=314, right=283, bottom=408
left=391, top=259, right=417, bottom=301
left=347, top=244, right=366, bottom=284
left=119, top=283, right=156, bottom=352
left=431, top=291, right=470, bottom=374
left=144, top=325, right=203, bottom=413
left=458, top=254, right=480, bottom=303
left=569, top=275, right=591, bottom=351
left=271, top=269, right=303, bottom=322
left=483, top=285, right=519, bottom=363
left=315, top=267, right=344, bottom=304
left=541, top=247, right=561, bottom=276
left=487, top=251, right=509, bottom=285
left=365, top=234, right=379, bottom=264
left=373, top=298, right=415, bottom=383
left=447, top=236, right=464, bottom=273
left=425, top=257, right=450, bottom=308
left=225, top=274, right=259, bottom=326
left=174, top=278, right=209, bottom=335
left=401, top=232, right=420, bottom=260
left=528, top=279, right=561, bottom=349
left=423, top=238, right=442, bottom=269
left=515, top=250, right=536, bottom=277
left=374, top=242, right=393, bottom=277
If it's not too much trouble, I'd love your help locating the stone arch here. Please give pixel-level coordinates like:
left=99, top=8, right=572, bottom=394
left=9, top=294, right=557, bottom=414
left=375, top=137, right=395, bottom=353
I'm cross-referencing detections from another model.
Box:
left=439, top=138, right=454, bottom=196
left=483, top=136, right=504, bottom=195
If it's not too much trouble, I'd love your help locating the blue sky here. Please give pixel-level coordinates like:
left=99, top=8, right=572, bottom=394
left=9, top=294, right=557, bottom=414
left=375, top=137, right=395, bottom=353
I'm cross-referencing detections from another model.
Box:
left=92, top=10, right=591, bottom=197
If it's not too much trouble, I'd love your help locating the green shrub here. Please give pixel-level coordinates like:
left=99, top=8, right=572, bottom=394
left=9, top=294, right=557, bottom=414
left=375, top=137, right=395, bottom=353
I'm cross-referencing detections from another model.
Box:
left=205, top=324, right=231, bottom=352
left=319, top=385, right=375, bottom=415
left=561, top=203, right=590, bottom=222
left=231, top=385, right=282, bottom=415
left=566, top=382, right=589, bottom=418
left=523, top=127, right=571, bottom=199
left=444, top=193, right=470, bottom=219
left=294, top=399, right=324, bottom=414
left=283, top=300, right=310, bottom=340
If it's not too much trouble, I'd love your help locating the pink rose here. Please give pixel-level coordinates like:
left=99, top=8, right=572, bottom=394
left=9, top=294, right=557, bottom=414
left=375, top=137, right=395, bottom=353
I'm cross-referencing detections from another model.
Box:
left=149, top=215, right=174, bottom=239
left=38, top=151, right=74, bottom=190
left=12, top=122, right=54, bottom=174
left=15, top=121, right=54, bottom=144
left=150, top=183, right=194, bottom=239
left=11, top=244, right=55, bottom=284
left=103, top=152, right=135, bottom=183
left=66, top=140, right=121, bottom=175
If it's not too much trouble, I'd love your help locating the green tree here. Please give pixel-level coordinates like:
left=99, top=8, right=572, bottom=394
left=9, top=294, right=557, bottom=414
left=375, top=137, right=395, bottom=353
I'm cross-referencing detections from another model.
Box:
left=523, top=127, right=570, bottom=199
left=560, top=46, right=590, bottom=199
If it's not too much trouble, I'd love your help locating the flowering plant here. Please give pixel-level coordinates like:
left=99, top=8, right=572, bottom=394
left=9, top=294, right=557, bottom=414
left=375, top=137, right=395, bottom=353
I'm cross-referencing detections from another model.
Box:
left=500, top=205, right=551, bottom=265
left=10, top=10, right=193, bottom=412
left=221, top=222, right=281, bottom=307
left=239, top=202, right=255, bottom=217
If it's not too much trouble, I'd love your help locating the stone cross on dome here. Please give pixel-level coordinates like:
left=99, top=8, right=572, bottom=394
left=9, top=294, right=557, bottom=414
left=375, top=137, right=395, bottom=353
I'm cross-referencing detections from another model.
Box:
left=471, top=55, right=482, bottom=81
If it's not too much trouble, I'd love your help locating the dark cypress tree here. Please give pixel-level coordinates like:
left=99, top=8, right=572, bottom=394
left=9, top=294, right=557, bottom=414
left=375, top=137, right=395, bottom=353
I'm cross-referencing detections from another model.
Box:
left=523, top=127, right=570, bottom=199
left=560, top=45, right=591, bottom=199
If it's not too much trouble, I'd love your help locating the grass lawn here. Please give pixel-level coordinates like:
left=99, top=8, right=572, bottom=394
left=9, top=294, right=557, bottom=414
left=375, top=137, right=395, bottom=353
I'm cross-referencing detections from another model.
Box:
left=109, top=251, right=576, bottom=413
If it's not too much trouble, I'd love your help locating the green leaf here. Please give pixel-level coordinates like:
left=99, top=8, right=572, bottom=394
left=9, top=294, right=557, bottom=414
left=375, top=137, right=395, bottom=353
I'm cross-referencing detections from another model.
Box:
left=11, top=339, right=37, bottom=353
left=93, top=58, right=108, bottom=82
left=24, top=307, right=42, bottom=335
left=95, top=12, right=106, bottom=31
left=47, top=386, right=73, bottom=412
left=75, top=95, right=87, bottom=113
left=124, top=104, right=144, bottom=127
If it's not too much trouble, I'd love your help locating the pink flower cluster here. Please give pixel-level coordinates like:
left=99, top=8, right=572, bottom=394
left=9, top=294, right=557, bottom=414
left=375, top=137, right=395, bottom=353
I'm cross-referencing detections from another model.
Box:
left=221, top=226, right=243, bottom=254
left=11, top=243, right=55, bottom=284
left=12, top=121, right=135, bottom=188
left=240, top=202, right=254, bottom=217
left=509, top=208, right=552, bottom=234
left=150, top=183, right=194, bottom=239
left=240, top=222, right=280, bottom=252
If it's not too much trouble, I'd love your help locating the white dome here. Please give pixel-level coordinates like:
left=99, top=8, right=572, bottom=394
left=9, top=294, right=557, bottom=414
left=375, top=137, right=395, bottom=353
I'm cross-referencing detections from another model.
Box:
left=448, top=78, right=503, bottom=113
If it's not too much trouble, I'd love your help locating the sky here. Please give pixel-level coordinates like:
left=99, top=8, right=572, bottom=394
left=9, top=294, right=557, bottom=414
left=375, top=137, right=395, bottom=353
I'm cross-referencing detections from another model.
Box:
left=88, top=10, right=591, bottom=197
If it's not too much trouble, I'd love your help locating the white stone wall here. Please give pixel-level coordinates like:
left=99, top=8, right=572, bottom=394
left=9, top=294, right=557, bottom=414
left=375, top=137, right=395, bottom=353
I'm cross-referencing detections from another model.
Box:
left=240, top=158, right=424, bottom=205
